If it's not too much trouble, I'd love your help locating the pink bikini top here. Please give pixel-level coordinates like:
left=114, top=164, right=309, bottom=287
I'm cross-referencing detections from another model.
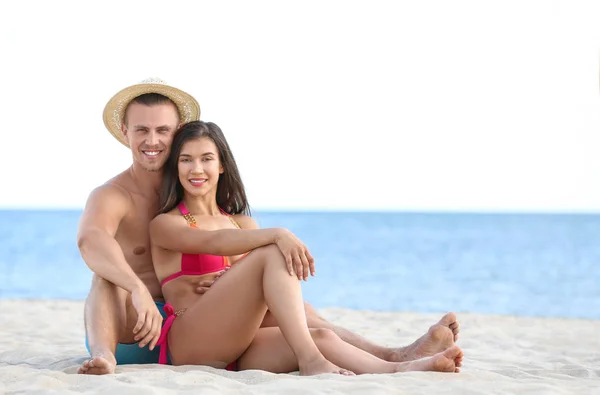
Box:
left=160, top=202, right=241, bottom=287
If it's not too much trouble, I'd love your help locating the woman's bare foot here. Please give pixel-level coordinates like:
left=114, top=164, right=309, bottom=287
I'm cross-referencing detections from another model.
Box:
left=396, top=345, right=464, bottom=373
left=77, top=354, right=116, bottom=375
left=388, top=312, right=460, bottom=362
left=299, top=356, right=356, bottom=376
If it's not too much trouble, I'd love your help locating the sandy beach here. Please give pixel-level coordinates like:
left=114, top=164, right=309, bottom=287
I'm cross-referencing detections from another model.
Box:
left=0, top=299, right=598, bottom=394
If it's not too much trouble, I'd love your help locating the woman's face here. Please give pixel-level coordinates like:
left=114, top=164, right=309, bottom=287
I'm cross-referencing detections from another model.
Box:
left=177, top=137, right=223, bottom=197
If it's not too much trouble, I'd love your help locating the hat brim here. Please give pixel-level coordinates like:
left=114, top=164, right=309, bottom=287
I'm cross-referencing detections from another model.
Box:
left=102, top=83, right=201, bottom=147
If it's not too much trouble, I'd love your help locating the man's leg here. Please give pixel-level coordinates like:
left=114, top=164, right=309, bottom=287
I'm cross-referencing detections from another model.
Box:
left=77, top=275, right=136, bottom=375
left=261, top=302, right=460, bottom=362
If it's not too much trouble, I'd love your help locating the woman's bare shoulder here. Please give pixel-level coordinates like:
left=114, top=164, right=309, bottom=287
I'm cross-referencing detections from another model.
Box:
left=232, top=214, right=259, bottom=229
left=150, top=208, right=183, bottom=231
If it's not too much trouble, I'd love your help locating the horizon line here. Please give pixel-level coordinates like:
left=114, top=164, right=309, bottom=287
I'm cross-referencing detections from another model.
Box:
left=1, top=206, right=600, bottom=215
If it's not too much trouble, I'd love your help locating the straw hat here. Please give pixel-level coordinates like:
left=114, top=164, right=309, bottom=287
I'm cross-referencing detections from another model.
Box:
left=102, top=77, right=201, bottom=147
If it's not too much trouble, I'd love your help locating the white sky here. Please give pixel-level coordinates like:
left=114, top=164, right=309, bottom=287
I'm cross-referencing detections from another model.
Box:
left=1, top=0, right=599, bottom=212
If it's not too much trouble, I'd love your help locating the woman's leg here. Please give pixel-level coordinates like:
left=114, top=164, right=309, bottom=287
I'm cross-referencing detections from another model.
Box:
left=167, top=245, right=351, bottom=375
left=261, top=305, right=460, bottom=362
left=239, top=327, right=463, bottom=374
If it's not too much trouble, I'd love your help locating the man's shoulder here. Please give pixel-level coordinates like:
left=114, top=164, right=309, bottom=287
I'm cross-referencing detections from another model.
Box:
left=89, top=182, right=130, bottom=203
left=78, top=171, right=138, bottom=233
left=85, top=171, right=134, bottom=209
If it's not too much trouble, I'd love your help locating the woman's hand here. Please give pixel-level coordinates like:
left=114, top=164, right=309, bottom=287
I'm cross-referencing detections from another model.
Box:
left=274, top=228, right=315, bottom=281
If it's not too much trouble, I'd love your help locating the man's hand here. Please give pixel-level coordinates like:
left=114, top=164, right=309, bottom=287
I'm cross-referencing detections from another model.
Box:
left=195, top=267, right=230, bottom=294
left=131, top=285, right=163, bottom=351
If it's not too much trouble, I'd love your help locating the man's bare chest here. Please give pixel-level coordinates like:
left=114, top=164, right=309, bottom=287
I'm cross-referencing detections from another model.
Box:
left=115, top=205, right=156, bottom=267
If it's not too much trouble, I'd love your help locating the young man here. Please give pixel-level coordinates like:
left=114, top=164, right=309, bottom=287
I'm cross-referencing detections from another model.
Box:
left=77, top=78, right=459, bottom=375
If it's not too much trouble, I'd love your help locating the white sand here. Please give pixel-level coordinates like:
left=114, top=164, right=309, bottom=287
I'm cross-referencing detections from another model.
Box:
left=0, top=299, right=598, bottom=394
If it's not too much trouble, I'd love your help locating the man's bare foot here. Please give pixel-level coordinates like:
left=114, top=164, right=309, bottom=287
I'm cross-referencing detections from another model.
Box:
left=388, top=312, right=460, bottom=362
left=396, top=345, right=464, bottom=373
left=299, top=356, right=355, bottom=376
left=77, top=355, right=116, bottom=375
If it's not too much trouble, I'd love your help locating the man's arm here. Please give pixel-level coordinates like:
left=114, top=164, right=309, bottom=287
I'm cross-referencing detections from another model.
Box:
left=77, top=184, right=144, bottom=293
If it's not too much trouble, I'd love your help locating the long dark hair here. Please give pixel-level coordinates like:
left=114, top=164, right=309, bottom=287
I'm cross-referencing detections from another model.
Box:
left=157, top=121, right=250, bottom=216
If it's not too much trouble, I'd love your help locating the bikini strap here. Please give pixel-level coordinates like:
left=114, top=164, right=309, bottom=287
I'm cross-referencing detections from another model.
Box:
left=177, top=201, right=240, bottom=229
left=228, top=216, right=241, bottom=229
left=177, top=202, right=197, bottom=227
left=218, top=207, right=229, bottom=216
left=219, top=207, right=242, bottom=229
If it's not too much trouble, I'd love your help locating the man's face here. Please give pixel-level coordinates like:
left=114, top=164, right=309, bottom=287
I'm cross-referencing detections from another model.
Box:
left=122, top=102, right=180, bottom=172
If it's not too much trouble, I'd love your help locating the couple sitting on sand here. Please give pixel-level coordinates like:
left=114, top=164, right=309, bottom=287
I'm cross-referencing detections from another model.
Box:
left=77, top=79, right=463, bottom=376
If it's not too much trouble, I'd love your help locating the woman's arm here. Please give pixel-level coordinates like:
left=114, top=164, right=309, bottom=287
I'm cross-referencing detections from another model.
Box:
left=149, top=214, right=282, bottom=255
left=150, top=213, right=314, bottom=279
left=233, top=214, right=315, bottom=280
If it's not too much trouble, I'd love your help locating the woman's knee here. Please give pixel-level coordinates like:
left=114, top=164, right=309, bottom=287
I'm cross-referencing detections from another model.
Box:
left=250, top=244, right=284, bottom=262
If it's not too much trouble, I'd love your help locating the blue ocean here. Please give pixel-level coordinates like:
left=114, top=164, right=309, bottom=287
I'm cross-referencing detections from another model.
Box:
left=0, top=210, right=597, bottom=320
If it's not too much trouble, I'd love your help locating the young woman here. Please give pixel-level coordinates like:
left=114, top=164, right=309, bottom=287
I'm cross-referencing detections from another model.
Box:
left=149, top=121, right=463, bottom=375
